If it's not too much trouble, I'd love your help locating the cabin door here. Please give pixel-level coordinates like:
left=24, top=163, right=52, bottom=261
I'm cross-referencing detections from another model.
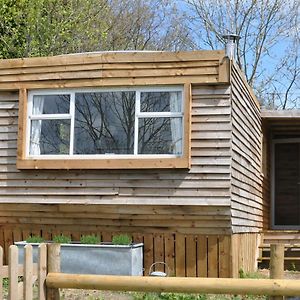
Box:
left=273, top=139, right=300, bottom=228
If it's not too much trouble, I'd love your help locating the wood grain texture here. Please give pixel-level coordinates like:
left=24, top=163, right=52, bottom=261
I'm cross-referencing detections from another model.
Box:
left=0, top=50, right=228, bottom=90
left=230, top=62, right=264, bottom=233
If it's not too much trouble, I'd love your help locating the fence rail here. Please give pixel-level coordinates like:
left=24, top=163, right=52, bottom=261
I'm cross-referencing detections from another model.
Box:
left=46, top=273, right=300, bottom=297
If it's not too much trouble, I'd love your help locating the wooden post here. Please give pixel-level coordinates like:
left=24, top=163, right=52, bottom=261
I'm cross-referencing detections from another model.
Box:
left=24, top=244, right=33, bottom=300
left=38, top=243, right=47, bottom=300
left=270, top=244, right=284, bottom=300
left=8, top=245, right=19, bottom=300
left=46, top=243, right=60, bottom=300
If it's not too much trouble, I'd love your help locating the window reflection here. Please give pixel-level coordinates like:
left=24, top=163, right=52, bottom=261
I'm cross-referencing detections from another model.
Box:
left=74, top=92, right=135, bottom=154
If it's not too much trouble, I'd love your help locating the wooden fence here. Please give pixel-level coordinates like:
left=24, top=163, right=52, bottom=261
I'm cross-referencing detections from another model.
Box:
left=0, top=228, right=233, bottom=277
left=0, top=243, right=298, bottom=299
left=0, top=244, right=47, bottom=300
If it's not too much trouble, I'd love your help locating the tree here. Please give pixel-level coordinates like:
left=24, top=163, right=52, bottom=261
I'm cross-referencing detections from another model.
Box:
left=0, top=0, right=192, bottom=58
left=185, top=0, right=300, bottom=109
left=100, top=0, right=192, bottom=51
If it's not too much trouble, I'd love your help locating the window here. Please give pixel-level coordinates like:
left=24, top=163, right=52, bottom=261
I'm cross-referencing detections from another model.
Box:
left=19, top=86, right=190, bottom=169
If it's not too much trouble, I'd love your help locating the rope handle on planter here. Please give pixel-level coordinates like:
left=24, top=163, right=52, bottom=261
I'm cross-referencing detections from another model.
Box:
left=148, top=262, right=170, bottom=276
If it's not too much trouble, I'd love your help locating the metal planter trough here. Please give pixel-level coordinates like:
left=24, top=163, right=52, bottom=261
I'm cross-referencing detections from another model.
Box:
left=15, top=241, right=144, bottom=276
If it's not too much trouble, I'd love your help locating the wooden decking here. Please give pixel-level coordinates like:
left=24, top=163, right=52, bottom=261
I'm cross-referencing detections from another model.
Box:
left=258, top=231, right=300, bottom=270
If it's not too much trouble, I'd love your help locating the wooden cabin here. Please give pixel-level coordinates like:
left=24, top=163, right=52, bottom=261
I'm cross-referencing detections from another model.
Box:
left=0, top=50, right=283, bottom=277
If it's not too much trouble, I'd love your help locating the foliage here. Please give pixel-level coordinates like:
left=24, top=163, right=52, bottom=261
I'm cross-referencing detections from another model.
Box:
left=80, top=234, right=101, bottom=244
left=134, top=293, right=207, bottom=300
left=52, top=234, right=71, bottom=244
left=26, top=235, right=44, bottom=243
left=112, top=234, right=132, bottom=245
left=0, top=0, right=191, bottom=59
left=133, top=293, right=268, bottom=300
left=239, top=269, right=267, bottom=279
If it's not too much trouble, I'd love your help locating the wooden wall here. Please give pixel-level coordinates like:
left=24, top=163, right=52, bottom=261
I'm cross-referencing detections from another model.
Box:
left=230, top=63, right=264, bottom=233
left=0, top=83, right=235, bottom=276
left=0, top=222, right=232, bottom=277
left=231, top=233, right=260, bottom=277
left=0, top=87, right=232, bottom=219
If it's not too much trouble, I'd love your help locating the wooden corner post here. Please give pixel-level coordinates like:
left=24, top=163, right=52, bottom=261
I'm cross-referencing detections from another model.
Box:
left=46, top=244, right=61, bottom=300
left=270, top=244, right=284, bottom=300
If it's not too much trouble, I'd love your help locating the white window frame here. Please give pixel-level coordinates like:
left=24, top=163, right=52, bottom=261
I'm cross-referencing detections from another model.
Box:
left=26, top=86, right=184, bottom=159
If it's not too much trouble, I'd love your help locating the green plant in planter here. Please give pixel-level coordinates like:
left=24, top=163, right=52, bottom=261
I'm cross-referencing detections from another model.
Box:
left=53, top=234, right=71, bottom=244
left=26, top=235, right=44, bottom=243
left=112, top=234, right=132, bottom=245
left=80, top=234, right=101, bottom=244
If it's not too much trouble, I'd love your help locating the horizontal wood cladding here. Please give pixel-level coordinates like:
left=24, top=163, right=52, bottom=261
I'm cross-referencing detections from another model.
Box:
left=230, top=62, right=263, bottom=233
left=0, top=85, right=232, bottom=233
left=0, top=203, right=230, bottom=234
left=0, top=51, right=229, bottom=90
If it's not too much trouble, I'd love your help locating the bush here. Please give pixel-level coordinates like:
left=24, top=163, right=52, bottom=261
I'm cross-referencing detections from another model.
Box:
left=26, top=236, right=44, bottom=243
left=112, top=234, right=132, bottom=245
left=80, top=234, right=101, bottom=244
left=52, top=234, right=71, bottom=244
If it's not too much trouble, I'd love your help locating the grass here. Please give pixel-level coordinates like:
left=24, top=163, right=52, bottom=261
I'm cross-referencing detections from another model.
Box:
left=112, top=234, right=132, bottom=245
left=80, top=234, right=101, bottom=244
left=52, top=234, right=71, bottom=244
left=132, top=293, right=267, bottom=300
left=26, top=236, right=45, bottom=243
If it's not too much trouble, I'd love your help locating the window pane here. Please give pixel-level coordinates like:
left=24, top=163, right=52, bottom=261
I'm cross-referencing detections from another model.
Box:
left=30, top=119, right=70, bottom=155
left=74, top=92, right=135, bottom=154
left=138, top=117, right=182, bottom=155
left=32, top=95, right=70, bottom=114
left=140, top=91, right=182, bottom=112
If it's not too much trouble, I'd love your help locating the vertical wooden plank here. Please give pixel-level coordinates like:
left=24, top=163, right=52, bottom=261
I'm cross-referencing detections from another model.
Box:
left=102, top=232, right=112, bottom=242
left=24, top=244, right=33, bottom=300
left=207, top=236, right=218, bottom=278
left=186, top=235, right=196, bottom=277
left=38, top=244, right=47, bottom=300
left=4, top=229, right=13, bottom=265
left=154, top=234, right=164, bottom=272
left=132, top=233, right=143, bottom=244
left=231, top=234, right=239, bottom=278
left=0, top=247, right=3, bottom=300
left=41, top=229, right=51, bottom=242
left=12, top=229, right=22, bottom=244
left=17, top=88, right=28, bottom=162
left=46, top=244, right=60, bottom=300
left=71, top=232, right=81, bottom=242
left=31, top=229, right=41, bottom=238
left=8, top=245, right=18, bottom=300
left=219, top=235, right=231, bottom=278
left=0, top=229, right=5, bottom=266
left=22, top=229, right=31, bottom=242
left=175, top=233, right=185, bottom=277
left=164, top=234, right=175, bottom=276
left=143, top=234, right=154, bottom=276
left=197, top=235, right=207, bottom=277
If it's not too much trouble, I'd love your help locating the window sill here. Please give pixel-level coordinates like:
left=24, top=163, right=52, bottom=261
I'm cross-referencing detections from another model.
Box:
left=16, top=157, right=190, bottom=169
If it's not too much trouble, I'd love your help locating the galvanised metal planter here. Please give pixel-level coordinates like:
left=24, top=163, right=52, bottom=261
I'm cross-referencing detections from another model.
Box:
left=15, top=241, right=144, bottom=276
